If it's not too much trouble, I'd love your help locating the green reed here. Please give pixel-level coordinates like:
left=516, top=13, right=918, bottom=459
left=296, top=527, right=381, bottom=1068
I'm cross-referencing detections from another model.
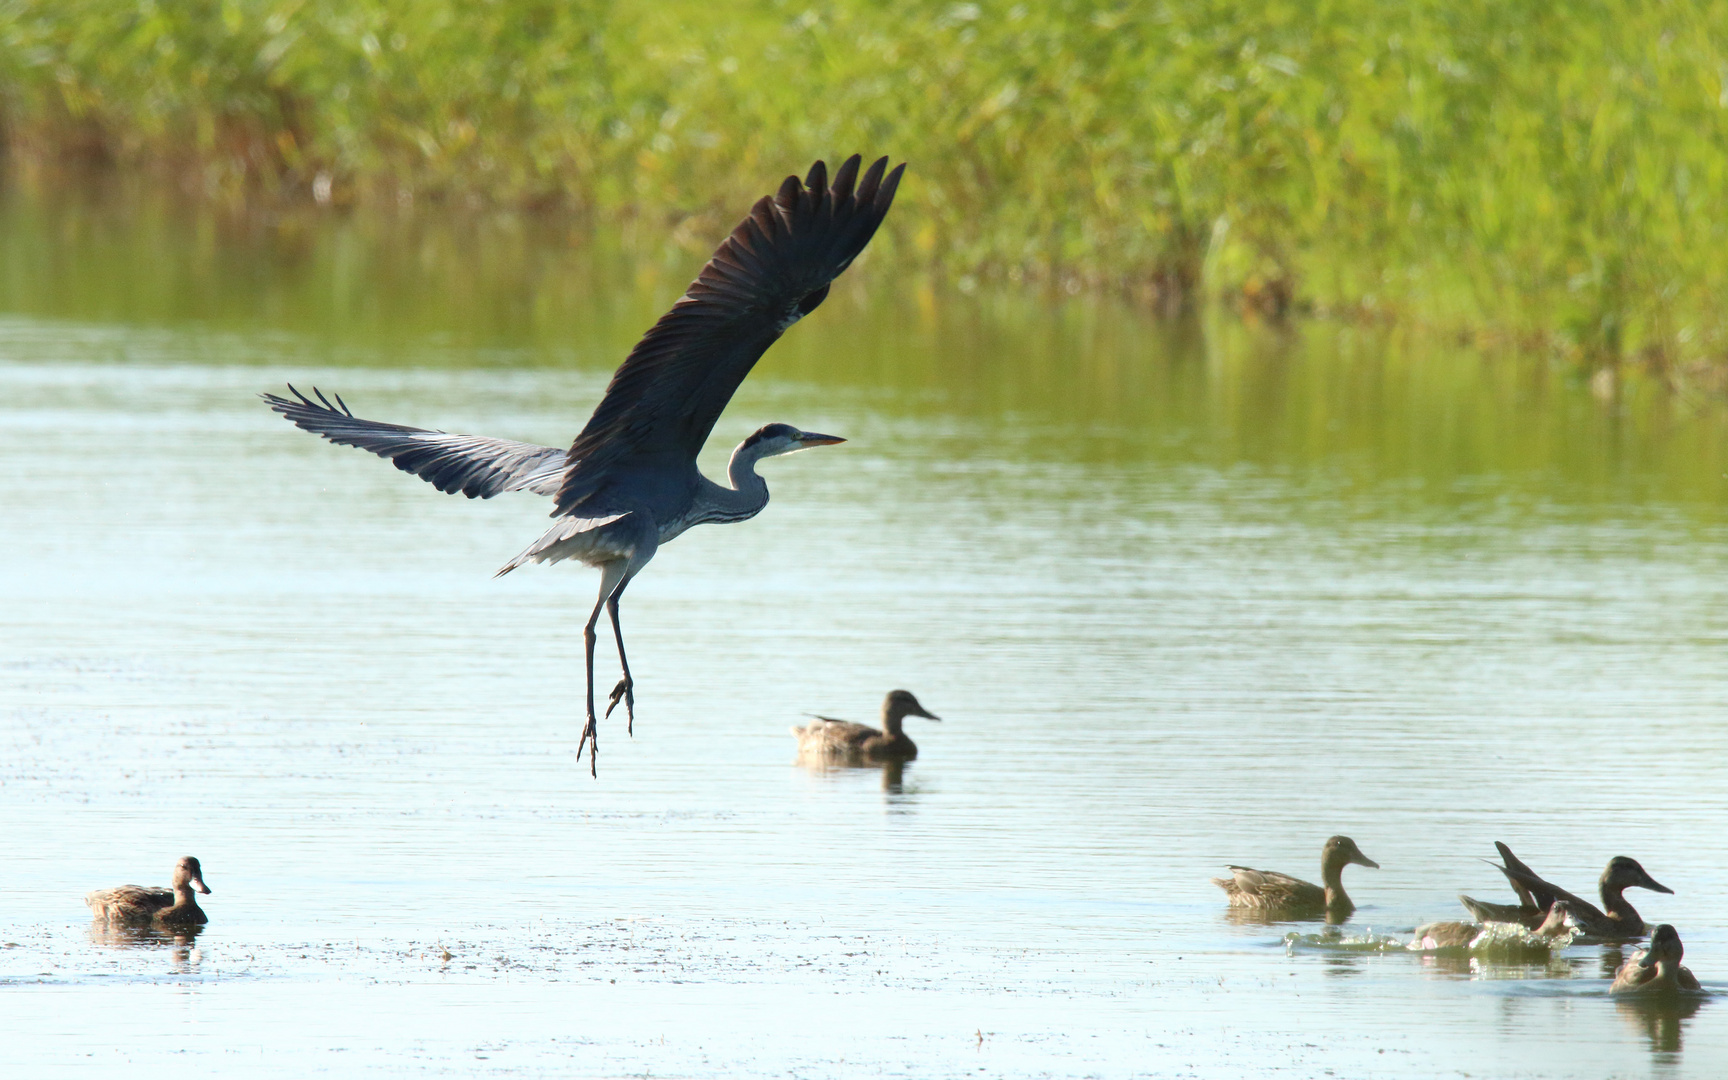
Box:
left=3, top=1, right=1727, bottom=375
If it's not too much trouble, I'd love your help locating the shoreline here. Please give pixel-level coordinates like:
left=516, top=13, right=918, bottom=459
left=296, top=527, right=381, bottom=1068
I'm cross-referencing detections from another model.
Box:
left=4, top=0, right=1726, bottom=389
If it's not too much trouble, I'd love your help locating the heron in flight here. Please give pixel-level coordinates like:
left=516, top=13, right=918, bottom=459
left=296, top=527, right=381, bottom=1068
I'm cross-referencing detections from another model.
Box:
left=265, top=155, right=904, bottom=775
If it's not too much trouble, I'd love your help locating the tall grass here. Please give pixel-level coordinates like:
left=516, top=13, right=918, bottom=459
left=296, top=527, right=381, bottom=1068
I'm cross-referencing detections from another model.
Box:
left=3, top=1, right=1727, bottom=374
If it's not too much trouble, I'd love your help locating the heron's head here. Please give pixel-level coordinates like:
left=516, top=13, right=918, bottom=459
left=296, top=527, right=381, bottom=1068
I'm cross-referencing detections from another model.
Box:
left=738, top=423, right=845, bottom=460
left=1603, top=856, right=1670, bottom=896
left=173, top=856, right=211, bottom=895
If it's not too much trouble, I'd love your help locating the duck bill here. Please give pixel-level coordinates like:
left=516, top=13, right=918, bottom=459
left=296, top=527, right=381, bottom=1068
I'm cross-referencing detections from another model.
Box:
left=1353, top=854, right=1381, bottom=870
left=915, top=710, right=942, bottom=722
left=797, top=432, right=846, bottom=447
left=192, top=878, right=211, bottom=895
left=1641, top=874, right=1674, bottom=895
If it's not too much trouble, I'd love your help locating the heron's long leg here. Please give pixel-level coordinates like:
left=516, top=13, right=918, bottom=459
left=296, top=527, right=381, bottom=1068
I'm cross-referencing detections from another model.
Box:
left=580, top=560, right=630, bottom=777
left=603, top=576, right=636, bottom=734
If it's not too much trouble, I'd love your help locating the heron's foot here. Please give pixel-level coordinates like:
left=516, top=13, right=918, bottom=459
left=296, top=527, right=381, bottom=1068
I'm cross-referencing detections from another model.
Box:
left=605, top=675, right=635, bottom=734
left=576, top=712, right=599, bottom=778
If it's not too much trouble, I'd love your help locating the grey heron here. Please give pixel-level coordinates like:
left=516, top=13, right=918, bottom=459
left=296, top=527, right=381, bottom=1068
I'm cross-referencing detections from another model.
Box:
left=264, top=155, right=904, bottom=775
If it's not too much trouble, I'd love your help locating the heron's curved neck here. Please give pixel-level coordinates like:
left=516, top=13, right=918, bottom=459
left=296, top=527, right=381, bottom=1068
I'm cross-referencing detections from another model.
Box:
left=700, top=442, right=772, bottom=523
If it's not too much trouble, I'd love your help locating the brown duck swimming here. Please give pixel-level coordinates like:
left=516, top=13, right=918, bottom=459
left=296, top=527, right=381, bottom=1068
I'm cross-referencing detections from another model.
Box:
left=85, top=856, right=212, bottom=927
left=1412, top=899, right=1575, bottom=950
left=1461, top=842, right=1670, bottom=940
left=1611, top=924, right=1701, bottom=995
left=791, top=690, right=940, bottom=762
left=1212, top=835, right=1379, bottom=922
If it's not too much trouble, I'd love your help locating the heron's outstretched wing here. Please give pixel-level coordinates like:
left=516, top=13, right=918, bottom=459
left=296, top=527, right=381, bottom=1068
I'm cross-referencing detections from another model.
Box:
left=263, top=385, right=567, bottom=498
left=554, top=155, right=905, bottom=516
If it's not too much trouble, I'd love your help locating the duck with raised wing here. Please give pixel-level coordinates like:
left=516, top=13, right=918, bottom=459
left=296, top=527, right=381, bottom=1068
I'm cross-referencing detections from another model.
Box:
left=1212, top=835, right=1379, bottom=922
left=85, top=856, right=212, bottom=927
left=1611, top=924, right=1702, bottom=995
left=266, top=156, right=905, bottom=776
left=792, top=690, right=940, bottom=762
left=1463, top=842, right=1671, bottom=940
left=1458, top=840, right=1548, bottom=928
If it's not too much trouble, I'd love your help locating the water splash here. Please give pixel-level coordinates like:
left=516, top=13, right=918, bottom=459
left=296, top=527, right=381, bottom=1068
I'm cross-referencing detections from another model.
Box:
left=1283, top=927, right=1405, bottom=954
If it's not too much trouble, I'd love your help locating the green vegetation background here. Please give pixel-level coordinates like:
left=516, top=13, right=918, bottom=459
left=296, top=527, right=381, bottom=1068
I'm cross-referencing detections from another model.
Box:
left=3, top=1, right=1727, bottom=376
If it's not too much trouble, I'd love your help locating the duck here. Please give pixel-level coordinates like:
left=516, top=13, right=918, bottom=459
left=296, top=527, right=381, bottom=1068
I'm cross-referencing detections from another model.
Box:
left=1412, top=899, right=1575, bottom=950
left=1458, top=841, right=1548, bottom=928
left=85, top=856, right=212, bottom=926
left=1212, top=835, right=1379, bottom=922
left=1462, top=843, right=1670, bottom=940
left=791, top=690, right=940, bottom=762
left=1611, top=924, right=1701, bottom=995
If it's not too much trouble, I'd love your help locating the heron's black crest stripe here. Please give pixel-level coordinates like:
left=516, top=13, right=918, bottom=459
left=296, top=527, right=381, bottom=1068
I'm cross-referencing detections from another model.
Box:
left=554, top=154, right=905, bottom=518
left=262, top=385, right=567, bottom=499
left=739, top=422, right=798, bottom=452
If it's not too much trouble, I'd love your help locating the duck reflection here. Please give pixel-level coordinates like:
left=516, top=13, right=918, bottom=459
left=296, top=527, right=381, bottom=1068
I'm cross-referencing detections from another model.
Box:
left=87, top=923, right=204, bottom=973
left=1413, top=952, right=1583, bottom=982
left=1615, top=993, right=1707, bottom=1055
left=1600, top=943, right=1629, bottom=980
left=795, top=752, right=914, bottom=794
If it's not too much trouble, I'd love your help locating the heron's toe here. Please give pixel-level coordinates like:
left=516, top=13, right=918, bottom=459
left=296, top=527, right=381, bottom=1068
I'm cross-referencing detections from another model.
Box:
left=605, top=677, right=636, bottom=731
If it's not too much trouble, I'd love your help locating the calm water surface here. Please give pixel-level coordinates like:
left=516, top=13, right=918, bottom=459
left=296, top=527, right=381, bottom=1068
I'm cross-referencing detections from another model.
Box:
left=2, top=179, right=1727, bottom=1077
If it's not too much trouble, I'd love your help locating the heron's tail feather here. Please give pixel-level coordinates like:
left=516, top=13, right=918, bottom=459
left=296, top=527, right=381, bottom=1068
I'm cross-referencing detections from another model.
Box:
left=495, top=511, right=632, bottom=577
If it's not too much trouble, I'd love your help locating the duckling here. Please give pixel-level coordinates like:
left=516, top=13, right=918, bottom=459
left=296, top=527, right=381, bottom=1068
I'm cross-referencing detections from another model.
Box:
left=85, top=856, right=212, bottom=926
left=1412, top=899, right=1575, bottom=950
left=1611, top=924, right=1701, bottom=995
left=791, top=690, right=940, bottom=762
left=1467, top=843, right=1671, bottom=940
left=1212, top=835, right=1379, bottom=922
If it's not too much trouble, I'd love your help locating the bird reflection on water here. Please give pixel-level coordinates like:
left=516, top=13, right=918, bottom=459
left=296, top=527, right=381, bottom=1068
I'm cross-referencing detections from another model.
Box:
left=1615, top=992, right=1708, bottom=1055
left=795, top=752, right=917, bottom=796
left=87, top=923, right=204, bottom=974
left=1409, top=949, right=1584, bottom=983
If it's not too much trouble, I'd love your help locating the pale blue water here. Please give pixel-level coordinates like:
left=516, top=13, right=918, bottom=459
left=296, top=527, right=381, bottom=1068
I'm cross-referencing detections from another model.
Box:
left=2, top=189, right=1727, bottom=1078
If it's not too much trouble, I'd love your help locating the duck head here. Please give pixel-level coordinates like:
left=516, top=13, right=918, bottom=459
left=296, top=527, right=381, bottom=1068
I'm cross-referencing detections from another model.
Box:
left=1603, top=856, right=1671, bottom=897
left=1321, top=835, right=1380, bottom=875
left=173, top=856, right=212, bottom=895
left=881, top=690, right=941, bottom=735
left=1640, top=924, right=1685, bottom=969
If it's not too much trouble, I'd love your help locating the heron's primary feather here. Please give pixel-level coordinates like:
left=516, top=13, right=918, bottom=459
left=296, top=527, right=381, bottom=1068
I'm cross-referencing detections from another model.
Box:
left=553, top=155, right=904, bottom=517
left=262, top=386, right=567, bottom=499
